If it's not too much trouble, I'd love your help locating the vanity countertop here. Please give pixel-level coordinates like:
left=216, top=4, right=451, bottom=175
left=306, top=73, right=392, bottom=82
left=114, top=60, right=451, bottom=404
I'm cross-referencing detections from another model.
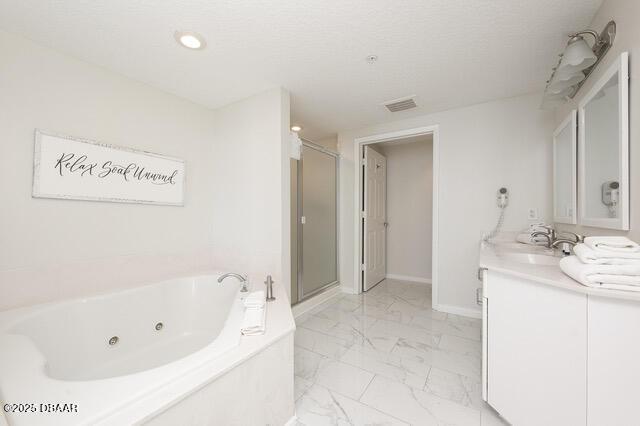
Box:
left=479, top=238, right=640, bottom=302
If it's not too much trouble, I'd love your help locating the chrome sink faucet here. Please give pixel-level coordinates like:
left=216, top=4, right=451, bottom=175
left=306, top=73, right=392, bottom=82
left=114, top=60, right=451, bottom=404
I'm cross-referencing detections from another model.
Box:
left=531, top=226, right=585, bottom=252
left=551, top=238, right=578, bottom=254
left=531, top=226, right=556, bottom=248
left=557, top=231, right=585, bottom=243
left=531, top=231, right=553, bottom=248
left=552, top=231, right=585, bottom=255
left=218, top=273, right=249, bottom=292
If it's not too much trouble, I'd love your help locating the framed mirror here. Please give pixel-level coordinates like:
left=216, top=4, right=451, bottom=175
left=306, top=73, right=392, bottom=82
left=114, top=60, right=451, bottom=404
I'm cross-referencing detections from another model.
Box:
left=578, top=51, right=629, bottom=230
left=553, top=110, right=577, bottom=224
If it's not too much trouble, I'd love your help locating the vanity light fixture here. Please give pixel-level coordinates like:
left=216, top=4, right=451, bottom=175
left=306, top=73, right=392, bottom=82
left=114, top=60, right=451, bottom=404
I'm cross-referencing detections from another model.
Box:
left=542, top=21, right=616, bottom=108
left=174, top=31, right=206, bottom=50
left=290, top=125, right=302, bottom=132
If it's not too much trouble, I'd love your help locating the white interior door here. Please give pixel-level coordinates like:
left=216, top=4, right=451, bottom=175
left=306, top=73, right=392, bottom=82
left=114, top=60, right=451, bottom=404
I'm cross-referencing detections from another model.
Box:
left=363, top=146, right=386, bottom=291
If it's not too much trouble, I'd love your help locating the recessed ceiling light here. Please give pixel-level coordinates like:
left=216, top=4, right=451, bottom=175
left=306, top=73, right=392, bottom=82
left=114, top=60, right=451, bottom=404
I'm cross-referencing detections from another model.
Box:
left=291, top=125, right=302, bottom=132
left=366, top=55, right=378, bottom=63
left=174, top=31, right=206, bottom=50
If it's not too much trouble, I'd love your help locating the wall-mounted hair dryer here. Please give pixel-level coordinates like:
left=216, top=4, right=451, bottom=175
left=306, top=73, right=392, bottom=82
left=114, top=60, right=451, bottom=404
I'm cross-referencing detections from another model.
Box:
left=484, top=187, right=509, bottom=241
left=497, top=187, right=509, bottom=208
left=602, top=181, right=619, bottom=218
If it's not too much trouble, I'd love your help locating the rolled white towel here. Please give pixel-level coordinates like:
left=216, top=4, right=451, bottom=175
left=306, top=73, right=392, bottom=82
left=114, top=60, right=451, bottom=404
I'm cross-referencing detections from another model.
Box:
left=243, top=291, right=265, bottom=309
left=527, top=222, right=549, bottom=233
left=584, top=236, right=640, bottom=253
left=560, top=256, right=640, bottom=291
left=241, top=305, right=266, bottom=336
left=574, top=243, right=640, bottom=264
left=516, top=233, right=548, bottom=245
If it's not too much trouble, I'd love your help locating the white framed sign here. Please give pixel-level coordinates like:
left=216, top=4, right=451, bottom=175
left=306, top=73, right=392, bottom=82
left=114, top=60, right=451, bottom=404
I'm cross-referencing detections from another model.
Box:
left=32, top=130, right=185, bottom=206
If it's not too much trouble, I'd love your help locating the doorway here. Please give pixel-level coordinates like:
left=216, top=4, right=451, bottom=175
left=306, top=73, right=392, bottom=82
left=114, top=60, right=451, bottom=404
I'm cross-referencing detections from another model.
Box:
left=291, top=140, right=339, bottom=304
left=354, top=126, right=439, bottom=305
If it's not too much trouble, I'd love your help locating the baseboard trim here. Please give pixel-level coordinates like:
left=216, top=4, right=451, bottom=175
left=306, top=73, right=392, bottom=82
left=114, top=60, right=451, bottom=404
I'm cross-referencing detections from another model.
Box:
left=434, top=303, right=482, bottom=319
left=340, top=284, right=358, bottom=294
left=291, top=285, right=342, bottom=318
left=385, top=274, right=432, bottom=285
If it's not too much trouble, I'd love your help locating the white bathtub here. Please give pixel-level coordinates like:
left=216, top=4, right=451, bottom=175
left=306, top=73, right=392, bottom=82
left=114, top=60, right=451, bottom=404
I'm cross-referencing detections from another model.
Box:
left=0, top=273, right=250, bottom=425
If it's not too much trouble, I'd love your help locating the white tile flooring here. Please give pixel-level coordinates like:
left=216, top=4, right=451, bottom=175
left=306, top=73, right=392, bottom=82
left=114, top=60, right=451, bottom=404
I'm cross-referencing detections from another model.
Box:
left=293, top=279, right=509, bottom=426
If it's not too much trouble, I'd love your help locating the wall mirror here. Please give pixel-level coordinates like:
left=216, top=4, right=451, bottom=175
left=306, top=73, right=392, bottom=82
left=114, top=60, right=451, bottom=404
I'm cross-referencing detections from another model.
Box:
left=578, top=51, right=629, bottom=230
left=553, top=110, right=577, bottom=224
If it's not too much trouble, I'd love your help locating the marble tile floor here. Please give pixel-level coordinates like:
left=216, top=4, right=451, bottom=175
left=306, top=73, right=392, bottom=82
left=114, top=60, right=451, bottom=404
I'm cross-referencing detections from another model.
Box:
left=293, top=279, right=509, bottom=426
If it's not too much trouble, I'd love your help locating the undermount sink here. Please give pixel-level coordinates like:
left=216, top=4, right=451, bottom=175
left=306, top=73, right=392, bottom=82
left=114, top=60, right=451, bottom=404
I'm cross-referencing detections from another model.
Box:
left=495, top=242, right=545, bottom=251
left=499, top=252, right=560, bottom=266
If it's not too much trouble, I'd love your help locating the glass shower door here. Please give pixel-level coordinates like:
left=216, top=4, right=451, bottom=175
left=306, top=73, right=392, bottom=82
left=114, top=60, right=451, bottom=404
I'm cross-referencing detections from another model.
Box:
left=298, top=144, right=338, bottom=300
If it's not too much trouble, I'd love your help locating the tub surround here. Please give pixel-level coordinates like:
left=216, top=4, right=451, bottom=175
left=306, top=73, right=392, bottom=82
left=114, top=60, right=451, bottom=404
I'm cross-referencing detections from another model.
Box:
left=480, top=237, right=640, bottom=425
left=0, top=274, right=296, bottom=425
left=0, top=249, right=214, bottom=312
left=147, top=332, right=294, bottom=426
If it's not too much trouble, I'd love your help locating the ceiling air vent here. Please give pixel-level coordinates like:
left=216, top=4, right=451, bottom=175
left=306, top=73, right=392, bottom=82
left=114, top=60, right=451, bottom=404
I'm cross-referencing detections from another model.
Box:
left=383, top=95, right=417, bottom=112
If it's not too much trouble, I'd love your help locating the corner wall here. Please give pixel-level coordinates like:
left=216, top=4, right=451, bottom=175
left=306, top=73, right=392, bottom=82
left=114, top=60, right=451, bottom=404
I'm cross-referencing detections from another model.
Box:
left=0, top=30, right=290, bottom=310
left=339, top=93, right=555, bottom=316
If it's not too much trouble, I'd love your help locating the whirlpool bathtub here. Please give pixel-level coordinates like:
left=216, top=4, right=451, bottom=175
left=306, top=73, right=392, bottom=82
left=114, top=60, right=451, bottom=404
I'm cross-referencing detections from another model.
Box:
left=0, top=273, right=297, bottom=425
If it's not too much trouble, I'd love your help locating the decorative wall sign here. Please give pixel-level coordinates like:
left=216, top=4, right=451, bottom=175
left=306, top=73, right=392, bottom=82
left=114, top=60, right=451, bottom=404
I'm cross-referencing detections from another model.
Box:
left=32, top=130, right=185, bottom=206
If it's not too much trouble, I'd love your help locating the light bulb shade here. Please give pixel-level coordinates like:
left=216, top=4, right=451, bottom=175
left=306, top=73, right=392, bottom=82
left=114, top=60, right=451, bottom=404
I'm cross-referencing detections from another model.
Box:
left=547, top=71, right=585, bottom=93
left=547, top=86, right=574, bottom=98
left=557, top=37, right=597, bottom=74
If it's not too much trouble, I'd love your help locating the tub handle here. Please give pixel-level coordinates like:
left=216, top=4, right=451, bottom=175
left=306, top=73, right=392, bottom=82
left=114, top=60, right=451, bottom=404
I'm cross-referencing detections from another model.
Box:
left=265, top=275, right=276, bottom=302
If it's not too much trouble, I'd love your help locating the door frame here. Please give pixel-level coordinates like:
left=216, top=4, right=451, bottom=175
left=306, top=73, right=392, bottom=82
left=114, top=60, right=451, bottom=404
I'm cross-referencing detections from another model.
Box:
left=353, top=125, right=439, bottom=307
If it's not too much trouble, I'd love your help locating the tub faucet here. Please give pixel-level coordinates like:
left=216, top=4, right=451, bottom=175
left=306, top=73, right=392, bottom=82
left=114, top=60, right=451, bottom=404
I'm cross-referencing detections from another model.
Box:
left=265, top=275, right=276, bottom=302
left=218, top=273, right=248, bottom=292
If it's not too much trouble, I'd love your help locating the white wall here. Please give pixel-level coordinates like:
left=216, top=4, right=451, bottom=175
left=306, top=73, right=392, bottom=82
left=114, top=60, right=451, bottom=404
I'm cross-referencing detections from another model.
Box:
left=339, top=94, right=555, bottom=315
left=554, top=0, right=640, bottom=238
left=0, top=30, right=290, bottom=310
left=378, top=139, right=432, bottom=282
left=210, top=87, right=291, bottom=299
left=315, top=136, right=338, bottom=152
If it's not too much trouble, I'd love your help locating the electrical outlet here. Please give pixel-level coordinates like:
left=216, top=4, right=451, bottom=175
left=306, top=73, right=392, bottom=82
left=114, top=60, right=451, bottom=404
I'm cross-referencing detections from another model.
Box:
left=528, top=208, right=539, bottom=220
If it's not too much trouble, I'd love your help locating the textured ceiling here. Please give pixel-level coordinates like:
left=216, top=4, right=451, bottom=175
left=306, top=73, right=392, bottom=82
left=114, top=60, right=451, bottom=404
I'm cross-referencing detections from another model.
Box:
left=0, top=0, right=602, bottom=140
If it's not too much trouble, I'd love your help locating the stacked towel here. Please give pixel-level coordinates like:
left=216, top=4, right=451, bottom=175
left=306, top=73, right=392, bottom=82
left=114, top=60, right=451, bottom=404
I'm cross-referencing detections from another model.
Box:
left=244, top=291, right=266, bottom=309
left=584, top=236, right=640, bottom=253
left=516, top=223, right=551, bottom=245
left=574, top=244, right=640, bottom=265
left=560, top=236, right=640, bottom=292
left=241, top=291, right=266, bottom=336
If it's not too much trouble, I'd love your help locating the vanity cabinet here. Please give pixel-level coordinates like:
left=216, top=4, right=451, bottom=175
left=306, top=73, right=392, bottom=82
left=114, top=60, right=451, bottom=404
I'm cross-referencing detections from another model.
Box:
left=483, top=270, right=640, bottom=425
left=484, top=271, right=587, bottom=426
left=587, top=296, right=640, bottom=425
